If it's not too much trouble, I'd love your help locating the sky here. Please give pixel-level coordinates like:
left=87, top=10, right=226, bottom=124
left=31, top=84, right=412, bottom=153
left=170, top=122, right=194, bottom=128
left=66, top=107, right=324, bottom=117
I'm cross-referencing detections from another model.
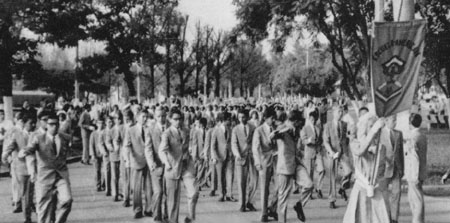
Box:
left=178, top=0, right=238, bottom=35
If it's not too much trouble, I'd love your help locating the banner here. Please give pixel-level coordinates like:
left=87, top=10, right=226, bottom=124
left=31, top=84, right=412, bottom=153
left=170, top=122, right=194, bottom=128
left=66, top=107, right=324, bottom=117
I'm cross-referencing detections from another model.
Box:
left=371, top=20, right=427, bottom=117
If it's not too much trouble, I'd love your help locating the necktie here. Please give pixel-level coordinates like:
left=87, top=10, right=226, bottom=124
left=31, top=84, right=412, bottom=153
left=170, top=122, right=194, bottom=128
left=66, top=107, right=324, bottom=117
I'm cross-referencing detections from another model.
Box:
left=51, top=136, right=57, bottom=156
left=244, top=125, right=248, bottom=137
left=141, top=126, right=145, bottom=142
left=337, top=122, right=341, bottom=139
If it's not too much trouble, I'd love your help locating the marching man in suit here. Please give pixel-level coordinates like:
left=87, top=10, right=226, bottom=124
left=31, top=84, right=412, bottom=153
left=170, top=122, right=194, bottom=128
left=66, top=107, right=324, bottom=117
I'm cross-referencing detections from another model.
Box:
left=379, top=114, right=404, bottom=223
left=145, top=107, right=169, bottom=222
left=2, top=114, right=36, bottom=223
left=231, top=109, right=258, bottom=212
left=108, top=114, right=122, bottom=202
left=89, top=118, right=108, bottom=193
left=116, top=110, right=134, bottom=207
left=159, top=108, right=199, bottom=223
left=211, top=112, right=236, bottom=202
left=124, top=110, right=153, bottom=219
left=323, top=106, right=352, bottom=209
left=19, top=113, right=73, bottom=223
left=301, top=110, right=325, bottom=199
left=405, top=113, right=427, bottom=223
left=252, top=107, right=278, bottom=222
left=79, top=104, right=94, bottom=165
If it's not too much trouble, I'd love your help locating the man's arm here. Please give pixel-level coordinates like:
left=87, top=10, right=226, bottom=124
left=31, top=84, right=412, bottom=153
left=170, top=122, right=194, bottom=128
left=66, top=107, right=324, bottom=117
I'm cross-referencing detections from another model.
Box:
left=89, top=132, right=95, bottom=157
left=158, top=131, right=171, bottom=169
left=397, top=131, right=404, bottom=177
left=105, top=130, right=114, bottom=152
left=322, top=125, right=335, bottom=156
left=2, top=134, right=16, bottom=163
left=252, top=129, right=262, bottom=169
left=210, top=129, right=218, bottom=161
left=144, top=131, right=156, bottom=170
left=231, top=128, right=241, bottom=159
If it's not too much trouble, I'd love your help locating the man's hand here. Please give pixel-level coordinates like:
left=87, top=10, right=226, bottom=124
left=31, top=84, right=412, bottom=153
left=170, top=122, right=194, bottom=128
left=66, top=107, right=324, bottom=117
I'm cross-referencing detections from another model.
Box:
left=255, top=164, right=263, bottom=171
left=88, top=126, right=96, bottom=131
left=372, top=119, right=385, bottom=131
left=165, top=163, right=172, bottom=170
left=150, top=163, right=157, bottom=172
left=30, top=173, right=37, bottom=183
left=211, top=158, right=218, bottom=164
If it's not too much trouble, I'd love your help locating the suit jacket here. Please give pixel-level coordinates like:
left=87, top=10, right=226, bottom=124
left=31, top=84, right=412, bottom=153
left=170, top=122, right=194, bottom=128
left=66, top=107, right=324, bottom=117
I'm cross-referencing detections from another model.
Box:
left=323, top=120, right=349, bottom=156
left=104, top=128, right=117, bottom=162
left=273, top=123, right=297, bottom=175
left=202, top=128, right=214, bottom=160
left=301, top=123, right=322, bottom=160
left=22, top=132, right=71, bottom=185
left=124, top=124, right=149, bottom=170
left=405, top=128, right=427, bottom=182
left=211, top=125, right=232, bottom=162
left=252, top=123, right=275, bottom=168
left=78, top=111, right=92, bottom=131
left=89, top=130, right=108, bottom=160
left=3, top=128, right=30, bottom=176
left=190, top=128, right=206, bottom=161
left=231, top=123, right=254, bottom=165
left=159, top=126, right=193, bottom=179
left=145, top=123, right=168, bottom=171
left=381, top=128, right=404, bottom=178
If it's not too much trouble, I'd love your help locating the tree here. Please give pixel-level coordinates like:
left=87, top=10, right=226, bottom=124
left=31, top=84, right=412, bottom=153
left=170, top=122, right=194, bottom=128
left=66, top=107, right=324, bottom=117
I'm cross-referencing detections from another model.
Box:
left=421, top=0, right=450, bottom=97
left=227, top=40, right=271, bottom=96
left=87, top=0, right=178, bottom=97
left=211, top=31, right=234, bottom=97
left=271, top=43, right=338, bottom=97
left=233, top=0, right=375, bottom=100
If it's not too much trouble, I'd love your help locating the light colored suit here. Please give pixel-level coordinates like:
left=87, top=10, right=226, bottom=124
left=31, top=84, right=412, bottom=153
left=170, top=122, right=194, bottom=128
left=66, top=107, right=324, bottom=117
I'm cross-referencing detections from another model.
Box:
left=78, top=111, right=92, bottom=163
left=211, top=125, right=234, bottom=198
left=301, top=122, right=325, bottom=191
left=252, top=123, right=277, bottom=217
left=124, top=124, right=152, bottom=214
left=113, top=124, right=131, bottom=203
left=89, top=130, right=109, bottom=192
left=231, top=123, right=258, bottom=208
left=379, top=128, right=404, bottom=221
left=405, top=128, right=427, bottom=223
left=323, top=121, right=352, bottom=202
left=145, top=122, right=168, bottom=221
left=3, top=128, right=33, bottom=220
left=22, top=132, right=73, bottom=223
left=159, top=126, right=198, bottom=223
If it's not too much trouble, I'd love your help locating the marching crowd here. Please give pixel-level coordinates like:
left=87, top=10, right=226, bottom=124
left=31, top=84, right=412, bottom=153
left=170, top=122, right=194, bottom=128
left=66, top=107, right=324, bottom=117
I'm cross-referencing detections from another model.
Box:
left=0, top=96, right=429, bottom=223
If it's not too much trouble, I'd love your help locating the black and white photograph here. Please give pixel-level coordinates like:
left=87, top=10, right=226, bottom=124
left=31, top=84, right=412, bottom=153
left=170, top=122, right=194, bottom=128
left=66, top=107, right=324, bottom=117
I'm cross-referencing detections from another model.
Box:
left=1, top=0, right=450, bottom=222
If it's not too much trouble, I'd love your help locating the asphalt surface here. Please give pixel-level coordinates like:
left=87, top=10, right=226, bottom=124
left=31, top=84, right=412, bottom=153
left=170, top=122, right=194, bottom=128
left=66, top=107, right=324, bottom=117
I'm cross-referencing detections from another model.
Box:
left=1, top=162, right=450, bottom=223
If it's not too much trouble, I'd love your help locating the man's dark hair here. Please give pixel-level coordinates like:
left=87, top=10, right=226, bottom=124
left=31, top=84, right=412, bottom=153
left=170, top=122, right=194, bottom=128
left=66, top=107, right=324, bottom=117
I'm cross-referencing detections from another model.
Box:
left=288, top=110, right=303, bottom=122
left=47, top=113, right=59, bottom=121
left=237, top=108, right=249, bottom=117
left=309, top=110, right=319, bottom=121
left=199, top=117, right=207, bottom=127
left=169, top=108, right=182, bottom=118
left=84, top=104, right=91, bottom=110
left=409, top=113, right=422, bottom=128
left=263, top=107, right=276, bottom=119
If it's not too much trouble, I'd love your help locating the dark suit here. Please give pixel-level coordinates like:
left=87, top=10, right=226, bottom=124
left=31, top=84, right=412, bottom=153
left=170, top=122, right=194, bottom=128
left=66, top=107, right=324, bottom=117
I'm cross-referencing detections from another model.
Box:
left=211, top=125, right=234, bottom=198
left=124, top=124, right=152, bottom=214
left=159, top=126, right=198, bottom=223
left=231, top=123, right=257, bottom=208
left=21, top=132, right=73, bottom=223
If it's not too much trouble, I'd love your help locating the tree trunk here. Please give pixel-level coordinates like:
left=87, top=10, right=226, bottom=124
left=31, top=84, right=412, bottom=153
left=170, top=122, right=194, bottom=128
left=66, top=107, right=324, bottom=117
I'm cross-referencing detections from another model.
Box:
left=123, top=70, right=136, bottom=97
left=150, top=64, right=155, bottom=98
left=195, top=66, right=200, bottom=93
left=214, top=70, right=221, bottom=97
left=179, top=72, right=185, bottom=97
left=165, top=43, right=171, bottom=97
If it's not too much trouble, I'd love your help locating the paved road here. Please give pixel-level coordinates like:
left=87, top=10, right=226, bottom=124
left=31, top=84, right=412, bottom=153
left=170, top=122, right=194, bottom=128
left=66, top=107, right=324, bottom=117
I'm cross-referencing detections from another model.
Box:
left=1, top=162, right=450, bottom=223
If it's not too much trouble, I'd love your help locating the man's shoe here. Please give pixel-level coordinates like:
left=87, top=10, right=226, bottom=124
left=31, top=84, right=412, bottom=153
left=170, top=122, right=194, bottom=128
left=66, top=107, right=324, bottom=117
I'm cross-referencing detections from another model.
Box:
left=329, top=201, right=337, bottom=209
left=134, top=212, right=143, bottom=219
left=12, top=207, right=22, bottom=213
left=293, top=202, right=306, bottom=222
left=184, top=217, right=193, bottom=223
left=317, top=189, right=323, bottom=199
left=246, top=203, right=257, bottom=212
left=309, top=194, right=315, bottom=200
left=391, top=220, right=398, bottom=223
left=267, top=211, right=278, bottom=221
left=143, top=211, right=153, bottom=217
left=293, top=188, right=300, bottom=194
left=106, top=192, right=111, bottom=197
left=113, top=196, right=121, bottom=202
left=209, top=191, right=216, bottom=197
left=339, top=189, right=348, bottom=201
left=123, top=200, right=131, bottom=207
left=218, top=197, right=225, bottom=202
left=260, top=215, right=269, bottom=222
left=225, top=196, right=237, bottom=202
left=239, top=205, right=246, bottom=212
left=96, top=187, right=102, bottom=192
